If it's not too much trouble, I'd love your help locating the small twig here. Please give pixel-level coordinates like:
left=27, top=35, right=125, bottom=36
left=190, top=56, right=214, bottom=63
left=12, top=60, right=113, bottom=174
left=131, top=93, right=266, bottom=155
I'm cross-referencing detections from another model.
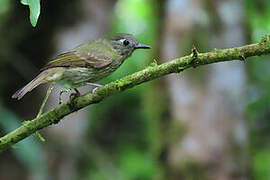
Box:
left=37, top=83, right=55, bottom=118
left=1, top=36, right=270, bottom=152
left=34, top=83, right=55, bottom=142
left=192, top=45, right=199, bottom=59
left=190, top=45, right=200, bottom=67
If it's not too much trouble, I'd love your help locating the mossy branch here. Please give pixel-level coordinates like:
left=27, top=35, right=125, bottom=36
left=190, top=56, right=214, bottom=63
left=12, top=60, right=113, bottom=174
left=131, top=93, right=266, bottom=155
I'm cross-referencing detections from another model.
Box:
left=1, top=36, right=270, bottom=152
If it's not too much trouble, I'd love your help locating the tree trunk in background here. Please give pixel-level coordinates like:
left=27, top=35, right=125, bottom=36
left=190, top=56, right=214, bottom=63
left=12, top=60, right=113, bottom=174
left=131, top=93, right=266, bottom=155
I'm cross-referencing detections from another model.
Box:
left=142, top=0, right=169, bottom=179
left=162, top=0, right=249, bottom=179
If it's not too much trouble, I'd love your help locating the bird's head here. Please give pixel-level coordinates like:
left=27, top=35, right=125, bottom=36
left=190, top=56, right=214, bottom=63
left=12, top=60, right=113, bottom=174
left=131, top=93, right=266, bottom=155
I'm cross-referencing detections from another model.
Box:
left=110, top=33, right=151, bottom=57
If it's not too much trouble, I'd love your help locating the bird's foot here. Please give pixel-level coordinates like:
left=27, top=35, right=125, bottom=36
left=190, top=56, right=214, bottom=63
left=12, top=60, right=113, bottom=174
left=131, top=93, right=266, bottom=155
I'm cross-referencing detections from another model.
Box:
left=69, top=88, right=81, bottom=100
left=86, top=83, right=103, bottom=94
left=59, top=88, right=72, bottom=104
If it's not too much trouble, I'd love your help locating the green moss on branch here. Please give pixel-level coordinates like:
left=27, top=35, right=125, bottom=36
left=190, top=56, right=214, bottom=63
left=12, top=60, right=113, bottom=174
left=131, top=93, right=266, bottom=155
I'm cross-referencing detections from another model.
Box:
left=1, top=36, right=270, bottom=152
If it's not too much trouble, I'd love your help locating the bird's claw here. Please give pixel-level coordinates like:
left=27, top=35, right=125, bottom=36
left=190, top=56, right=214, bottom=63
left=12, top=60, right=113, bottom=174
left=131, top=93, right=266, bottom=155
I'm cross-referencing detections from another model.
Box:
left=92, top=87, right=101, bottom=94
left=59, top=89, right=71, bottom=104
left=86, top=83, right=103, bottom=94
left=59, top=88, right=80, bottom=104
left=69, top=93, right=79, bottom=101
left=69, top=88, right=81, bottom=101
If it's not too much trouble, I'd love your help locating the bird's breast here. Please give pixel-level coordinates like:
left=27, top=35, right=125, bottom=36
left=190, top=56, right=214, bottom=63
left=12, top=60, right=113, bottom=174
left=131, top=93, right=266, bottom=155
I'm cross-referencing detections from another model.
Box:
left=58, top=59, right=123, bottom=88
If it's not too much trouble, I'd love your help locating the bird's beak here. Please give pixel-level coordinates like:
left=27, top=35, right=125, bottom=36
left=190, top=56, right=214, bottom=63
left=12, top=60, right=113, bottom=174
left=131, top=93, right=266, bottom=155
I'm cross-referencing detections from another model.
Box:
left=135, top=43, right=151, bottom=49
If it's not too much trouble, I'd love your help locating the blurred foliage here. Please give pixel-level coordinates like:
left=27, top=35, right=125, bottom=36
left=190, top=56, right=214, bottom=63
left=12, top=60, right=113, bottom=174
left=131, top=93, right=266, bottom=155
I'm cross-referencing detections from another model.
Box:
left=246, top=0, right=270, bottom=179
left=0, top=0, right=83, bottom=179
left=0, top=0, right=270, bottom=179
left=0, top=102, right=47, bottom=180
left=246, top=0, right=270, bottom=41
left=253, top=148, right=270, bottom=180
left=0, top=0, right=10, bottom=17
left=76, top=0, right=165, bottom=179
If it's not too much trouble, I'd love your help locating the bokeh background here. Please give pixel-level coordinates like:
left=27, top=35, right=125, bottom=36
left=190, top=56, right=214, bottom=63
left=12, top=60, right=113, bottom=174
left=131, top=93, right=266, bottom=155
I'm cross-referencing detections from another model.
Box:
left=0, top=0, right=270, bottom=179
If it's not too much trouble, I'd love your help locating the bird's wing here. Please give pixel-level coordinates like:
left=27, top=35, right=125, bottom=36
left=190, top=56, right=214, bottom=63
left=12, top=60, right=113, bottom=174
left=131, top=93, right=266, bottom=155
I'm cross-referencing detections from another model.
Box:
left=41, top=50, right=113, bottom=71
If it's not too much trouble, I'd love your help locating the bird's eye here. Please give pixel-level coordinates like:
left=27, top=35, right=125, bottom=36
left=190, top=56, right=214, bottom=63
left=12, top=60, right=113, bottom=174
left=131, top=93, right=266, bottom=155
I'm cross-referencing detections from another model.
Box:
left=123, top=40, right=130, bottom=46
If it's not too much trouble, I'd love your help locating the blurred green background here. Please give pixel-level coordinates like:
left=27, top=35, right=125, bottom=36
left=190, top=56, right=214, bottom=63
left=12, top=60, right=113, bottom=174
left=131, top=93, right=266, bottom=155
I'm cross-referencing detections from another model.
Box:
left=0, top=0, right=270, bottom=179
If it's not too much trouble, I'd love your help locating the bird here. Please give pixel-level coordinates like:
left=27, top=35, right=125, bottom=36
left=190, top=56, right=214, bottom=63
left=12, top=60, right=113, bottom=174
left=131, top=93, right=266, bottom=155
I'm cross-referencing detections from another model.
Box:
left=12, top=33, right=151, bottom=100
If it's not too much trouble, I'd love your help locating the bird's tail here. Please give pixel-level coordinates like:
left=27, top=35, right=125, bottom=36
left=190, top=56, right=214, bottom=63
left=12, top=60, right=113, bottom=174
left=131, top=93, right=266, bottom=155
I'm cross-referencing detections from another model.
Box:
left=12, top=70, right=55, bottom=100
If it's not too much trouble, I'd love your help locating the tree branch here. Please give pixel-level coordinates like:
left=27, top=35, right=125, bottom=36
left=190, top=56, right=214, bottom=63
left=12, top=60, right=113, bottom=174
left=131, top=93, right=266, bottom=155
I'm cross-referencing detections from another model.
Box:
left=1, top=37, right=270, bottom=152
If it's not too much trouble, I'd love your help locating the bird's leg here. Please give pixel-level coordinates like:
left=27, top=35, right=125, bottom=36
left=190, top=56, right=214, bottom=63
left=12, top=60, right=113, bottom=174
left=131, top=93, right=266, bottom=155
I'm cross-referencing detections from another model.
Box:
left=59, top=88, right=72, bottom=104
left=86, top=82, right=103, bottom=94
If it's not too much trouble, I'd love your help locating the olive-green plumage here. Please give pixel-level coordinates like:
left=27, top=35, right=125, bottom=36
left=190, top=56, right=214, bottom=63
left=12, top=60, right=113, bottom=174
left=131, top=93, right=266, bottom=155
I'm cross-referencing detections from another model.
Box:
left=12, top=33, right=151, bottom=100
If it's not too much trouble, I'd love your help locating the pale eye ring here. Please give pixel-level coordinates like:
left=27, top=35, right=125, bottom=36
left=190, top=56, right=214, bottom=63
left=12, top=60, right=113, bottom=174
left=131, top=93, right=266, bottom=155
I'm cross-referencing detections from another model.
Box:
left=119, top=39, right=130, bottom=46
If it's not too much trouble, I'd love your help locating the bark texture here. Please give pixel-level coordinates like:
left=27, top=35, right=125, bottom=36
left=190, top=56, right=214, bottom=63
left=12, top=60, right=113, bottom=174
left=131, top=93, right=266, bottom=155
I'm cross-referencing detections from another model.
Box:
left=0, top=37, right=270, bottom=152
